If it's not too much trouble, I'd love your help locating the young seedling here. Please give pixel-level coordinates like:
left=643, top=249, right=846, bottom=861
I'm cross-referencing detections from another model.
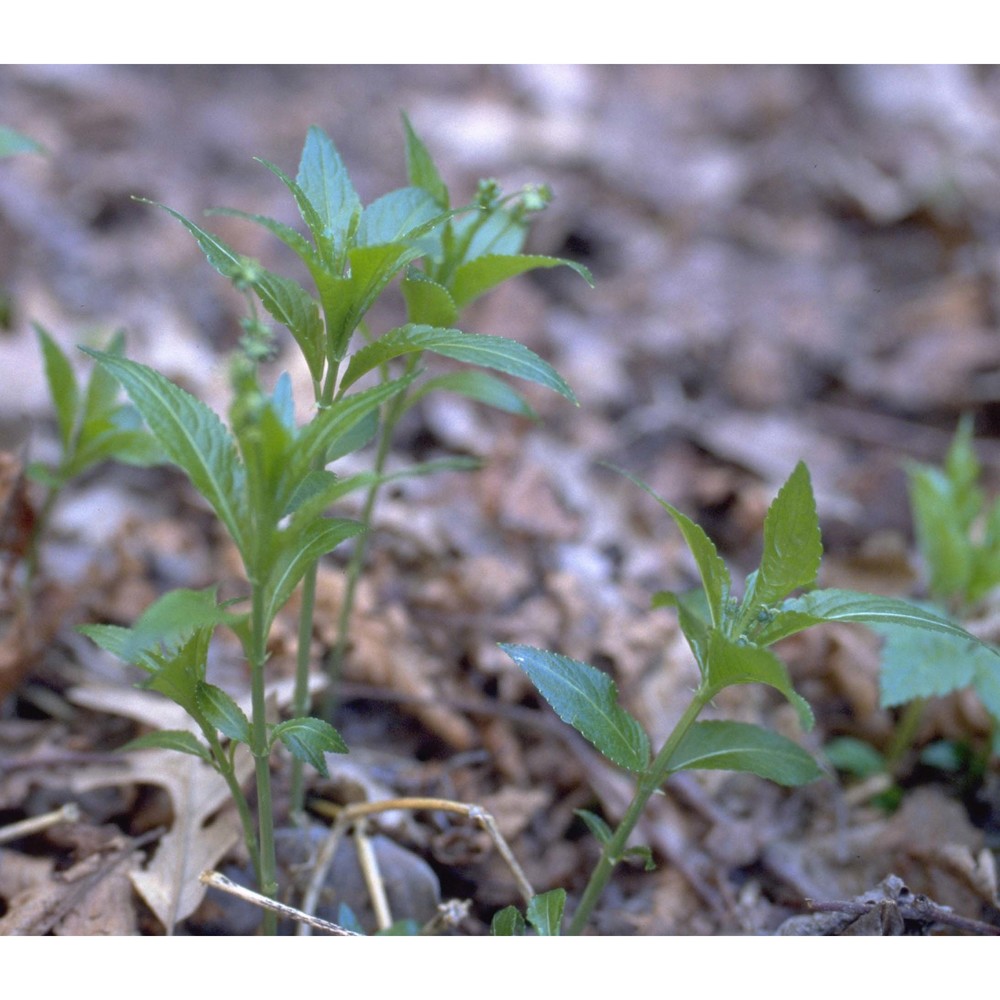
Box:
left=828, top=416, right=1000, bottom=784
left=498, top=461, right=997, bottom=934
left=145, top=116, right=590, bottom=812
left=26, top=327, right=160, bottom=581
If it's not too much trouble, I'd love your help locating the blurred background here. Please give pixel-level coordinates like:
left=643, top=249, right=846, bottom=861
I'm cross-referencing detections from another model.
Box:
left=4, top=65, right=1000, bottom=533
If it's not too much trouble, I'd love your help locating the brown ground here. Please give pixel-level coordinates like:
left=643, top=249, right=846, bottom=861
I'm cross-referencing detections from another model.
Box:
left=1, top=65, right=1000, bottom=935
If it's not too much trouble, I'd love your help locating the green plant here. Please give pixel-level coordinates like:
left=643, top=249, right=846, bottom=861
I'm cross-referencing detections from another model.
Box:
left=76, top=120, right=588, bottom=931
left=25, top=327, right=161, bottom=580
left=496, top=461, right=997, bottom=934
left=144, top=117, right=591, bottom=814
left=828, top=416, right=1000, bottom=783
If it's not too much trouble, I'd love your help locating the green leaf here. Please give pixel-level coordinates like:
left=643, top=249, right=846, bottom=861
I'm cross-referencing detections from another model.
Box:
left=144, top=200, right=251, bottom=280
left=319, top=244, right=426, bottom=360
left=145, top=629, right=215, bottom=719
left=83, top=587, right=242, bottom=668
left=525, top=888, right=566, bottom=936
left=824, top=736, right=886, bottom=778
left=283, top=469, right=340, bottom=518
left=454, top=208, right=527, bottom=260
left=336, top=904, right=366, bottom=935
left=613, top=467, right=731, bottom=628
left=294, top=372, right=417, bottom=477
left=36, top=325, right=79, bottom=450
left=622, top=845, right=656, bottom=871
left=907, top=464, right=971, bottom=600
left=262, top=518, right=364, bottom=628
left=574, top=808, right=613, bottom=846
left=341, top=324, right=576, bottom=404
left=406, top=370, right=539, bottom=420
left=742, top=462, right=822, bottom=615
left=760, top=589, right=1000, bottom=654
left=377, top=919, right=420, bottom=936
left=402, top=113, right=449, bottom=208
left=248, top=269, right=325, bottom=383
left=876, top=622, right=978, bottom=707
left=651, top=589, right=712, bottom=674
left=149, top=203, right=327, bottom=383
left=323, top=408, right=378, bottom=464
left=69, top=423, right=162, bottom=476
left=78, top=623, right=160, bottom=673
left=295, top=126, right=361, bottom=255
left=118, top=729, right=213, bottom=762
left=356, top=187, right=442, bottom=247
left=500, top=644, right=650, bottom=772
left=195, top=682, right=251, bottom=743
left=971, top=654, right=1000, bottom=728
left=667, top=721, right=822, bottom=786
left=704, top=630, right=814, bottom=730
left=205, top=207, right=318, bottom=270
left=451, top=253, right=593, bottom=309
left=401, top=270, right=458, bottom=328
left=272, top=716, right=349, bottom=777
left=489, top=906, right=525, bottom=936
left=0, top=127, right=44, bottom=158
left=83, top=351, right=248, bottom=553
left=256, top=156, right=339, bottom=268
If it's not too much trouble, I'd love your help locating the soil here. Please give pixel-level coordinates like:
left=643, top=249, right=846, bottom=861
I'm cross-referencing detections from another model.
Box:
left=2, top=64, right=1000, bottom=936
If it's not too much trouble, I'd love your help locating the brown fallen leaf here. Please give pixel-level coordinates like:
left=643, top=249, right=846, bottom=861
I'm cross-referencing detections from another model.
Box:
left=65, top=683, right=253, bottom=932
left=0, top=836, right=144, bottom=936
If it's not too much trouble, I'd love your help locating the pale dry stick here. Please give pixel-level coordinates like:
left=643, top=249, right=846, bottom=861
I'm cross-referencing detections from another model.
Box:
left=353, top=818, right=392, bottom=931
left=0, top=802, right=80, bottom=845
left=311, top=797, right=536, bottom=906
left=199, top=870, right=361, bottom=936
left=298, top=811, right=352, bottom=936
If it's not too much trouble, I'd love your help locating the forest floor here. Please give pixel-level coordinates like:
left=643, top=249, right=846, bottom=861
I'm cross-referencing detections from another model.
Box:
left=2, top=64, right=1000, bottom=936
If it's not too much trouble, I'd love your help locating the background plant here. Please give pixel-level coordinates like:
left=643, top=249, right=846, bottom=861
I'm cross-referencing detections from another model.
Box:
left=25, top=327, right=160, bottom=581
left=495, top=460, right=998, bottom=934
left=827, top=416, right=1000, bottom=786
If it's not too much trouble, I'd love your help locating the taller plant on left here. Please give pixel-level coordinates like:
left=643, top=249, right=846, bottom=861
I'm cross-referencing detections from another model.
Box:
left=77, top=350, right=413, bottom=933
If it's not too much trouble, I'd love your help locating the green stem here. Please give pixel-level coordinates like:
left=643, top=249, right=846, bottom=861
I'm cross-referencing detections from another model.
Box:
left=288, top=563, right=318, bottom=817
left=322, top=356, right=419, bottom=720
left=885, top=697, right=927, bottom=775
left=23, top=482, right=60, bottom=587
left=205, top=731, right=262, bottom=888
left=565, top=687, right=711, bottom=936
left=248, top=585, right=278, bottom=936
left=288, top=358, right=340, bottom=816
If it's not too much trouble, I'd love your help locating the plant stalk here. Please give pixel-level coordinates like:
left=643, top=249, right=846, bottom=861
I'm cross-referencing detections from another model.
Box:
left=249, top=585, right=278, bottom=935
left=288, top=563, right=319, bottom=817
left=885, top=696, right=926, bottom=774
left=322, top=356, right=419, bottom=720
left=566, top=687, right=711, bottom=936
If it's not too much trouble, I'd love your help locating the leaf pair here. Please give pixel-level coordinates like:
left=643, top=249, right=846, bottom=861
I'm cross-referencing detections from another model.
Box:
left=81, top=586, right=349, bottom=777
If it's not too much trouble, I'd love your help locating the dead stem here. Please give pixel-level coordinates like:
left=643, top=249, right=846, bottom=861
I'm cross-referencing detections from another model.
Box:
left=199, top=870, right=361, bottom=936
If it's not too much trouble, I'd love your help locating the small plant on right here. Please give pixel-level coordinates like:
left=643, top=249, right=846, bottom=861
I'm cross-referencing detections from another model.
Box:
left=494, top=461, right=997, bottom=934
left=828, top=416, right=1000, bottom=784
